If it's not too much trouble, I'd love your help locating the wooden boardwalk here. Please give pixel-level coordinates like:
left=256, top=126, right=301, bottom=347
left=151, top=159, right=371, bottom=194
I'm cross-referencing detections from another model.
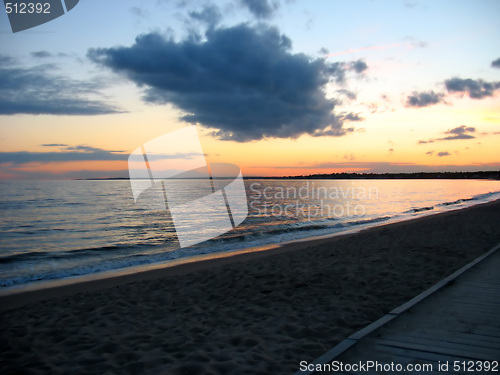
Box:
left=296, top=244, right=500, bottom=374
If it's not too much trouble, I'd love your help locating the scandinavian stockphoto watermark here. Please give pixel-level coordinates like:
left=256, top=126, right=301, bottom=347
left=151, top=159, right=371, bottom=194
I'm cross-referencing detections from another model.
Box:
left=128, top=126, right=248, bottom=248
left=3, top=0, right=79, bottom=33
left=249, top=182, right=379, bottom=221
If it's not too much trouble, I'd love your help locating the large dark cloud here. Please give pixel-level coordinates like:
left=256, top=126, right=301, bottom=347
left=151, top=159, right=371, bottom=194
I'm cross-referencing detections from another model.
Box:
left=240, top=0, right=278, bottom=19
left=88, top=24, right=361, bottom=141
left=445, top=77, right=500, bottom=99
left=0, top=60, right=122, bottom=116
left=406, top=90, right=444, bottom=107
left=491, top=58, right=500, bottom=68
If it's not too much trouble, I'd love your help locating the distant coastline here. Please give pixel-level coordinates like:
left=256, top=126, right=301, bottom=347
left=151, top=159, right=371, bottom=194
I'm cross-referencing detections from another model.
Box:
left=79, top=170, right=500, bottom=180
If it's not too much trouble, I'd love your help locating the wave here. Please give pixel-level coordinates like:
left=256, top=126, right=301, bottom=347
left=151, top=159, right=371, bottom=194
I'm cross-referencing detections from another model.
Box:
left=404, top=190, right=500, bottom=214
left=202, top=214, right=393, bottom=245
left=0, top=243, right=164, bottom=265
left=0, top=252, right=173, bottom=287
left=437, top=198, right=473, bottom=207
left=469, top=191, right=500, bottom=201
left=404, top=206, right=434, bottom=213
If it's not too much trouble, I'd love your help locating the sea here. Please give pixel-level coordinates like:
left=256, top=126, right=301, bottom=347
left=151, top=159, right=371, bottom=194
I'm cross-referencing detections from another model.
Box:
left=1, top=178, right=499, bottom=289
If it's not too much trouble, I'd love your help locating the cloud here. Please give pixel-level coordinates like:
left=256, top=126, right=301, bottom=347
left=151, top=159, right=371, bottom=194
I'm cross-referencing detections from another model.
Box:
left=419, top=125, right=476, bottom=144
left=448, top=126, right=474, bottom=134
left=88, top=24, right=359, bottom=141
left=426, top=151, right=434, bottom=155
left=341, top=112, right=364, bottom=122
left=445, top=77, right=500, bottom=99
left=440, top=125, right=475, bottom=140
left=0, top=55, right=14, bottom=64
left=0, top=146, right=128, bottom=164
left=189, top=4, right=221, bottom=28
left=325, top=61, right=358, bottom=84
left=342, top=154, right=355, bottom=161
left=63, top=145, right=125, bottom=153
left=406, top=90, right=444, bottom=107
left=31, top=51, right=52, bottom=58
left=480, top=131, right=500, bottom=136
left=349, top=59, right=368, bottom=73
left=437, top=151, right=450, bottom=157
left=335, top=89, right=357, bottom=100
left=491, top=57, right=500, bottom=68
left=0, top=145, right=206, bottom=165
left=442, top=134, right=474, bottom=140
left=404, top=1, right=418, bottom=8
left=0, top=60, right=122, bottom=116
left=410, top=41, right=427, bottom=48
left=407, top=76, right=499, bottom=109
left=240, top=0, right=278, bottom=19
left=2, top=168, right=130, bottom=180
left=131, top=6, right=149, bottom=19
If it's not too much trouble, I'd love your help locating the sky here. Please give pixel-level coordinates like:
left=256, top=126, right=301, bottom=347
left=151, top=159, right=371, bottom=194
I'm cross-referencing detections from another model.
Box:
left=0, top=0, right=499, bottom=179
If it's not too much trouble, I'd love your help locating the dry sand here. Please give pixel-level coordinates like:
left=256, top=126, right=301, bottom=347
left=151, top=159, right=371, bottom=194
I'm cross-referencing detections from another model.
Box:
left=1, top=200, right=500, bottom=375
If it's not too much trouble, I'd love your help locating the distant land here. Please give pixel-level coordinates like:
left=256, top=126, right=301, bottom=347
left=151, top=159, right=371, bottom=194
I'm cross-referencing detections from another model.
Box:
left=279, top=170, right=500, bottom=180
left=82, top=170, right=500, bottom=180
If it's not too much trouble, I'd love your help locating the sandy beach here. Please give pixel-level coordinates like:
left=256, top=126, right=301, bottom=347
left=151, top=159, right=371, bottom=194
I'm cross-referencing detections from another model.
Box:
left=1, top=200, right=500, bottom=375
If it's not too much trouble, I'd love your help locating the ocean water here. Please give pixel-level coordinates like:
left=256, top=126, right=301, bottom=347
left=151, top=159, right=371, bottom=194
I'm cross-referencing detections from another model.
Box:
left=1, top=179, right=499, bottom=288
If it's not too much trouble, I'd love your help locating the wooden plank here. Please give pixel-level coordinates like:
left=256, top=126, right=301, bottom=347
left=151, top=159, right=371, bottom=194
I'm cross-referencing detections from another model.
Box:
left=437, top=298, right=500, bottom=307
left=372, top=337, right=500, bottom=359
left=379, top=336, right=500, bottom=352
left=381, top=331, right=500, bottom=347
left=369, top=342, right=481, bottom=362
left=407, top=326, right=500, bottom=339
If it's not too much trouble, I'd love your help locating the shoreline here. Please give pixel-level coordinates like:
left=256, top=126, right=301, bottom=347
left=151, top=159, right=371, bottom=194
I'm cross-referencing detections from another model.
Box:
left=2, top=180, right=499, bottom=296
left=1, top=199, right=500, bottom=374
left=1, top=198, right=499, bottom=311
